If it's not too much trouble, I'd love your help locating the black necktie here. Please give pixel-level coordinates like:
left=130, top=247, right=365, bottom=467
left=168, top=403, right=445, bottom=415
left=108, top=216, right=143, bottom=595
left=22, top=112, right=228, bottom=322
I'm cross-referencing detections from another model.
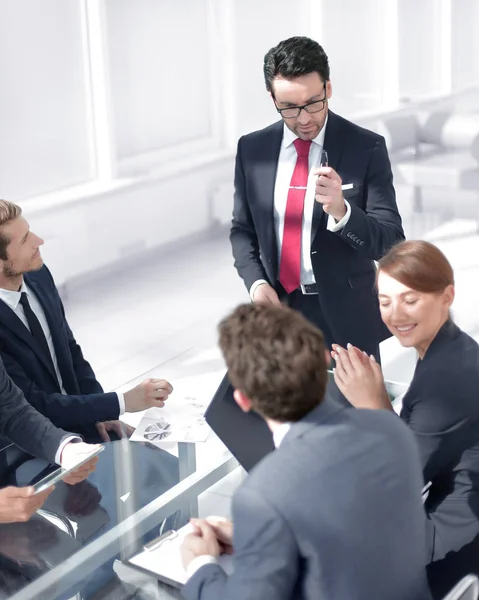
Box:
left=19, top=292, right=55, bottom=372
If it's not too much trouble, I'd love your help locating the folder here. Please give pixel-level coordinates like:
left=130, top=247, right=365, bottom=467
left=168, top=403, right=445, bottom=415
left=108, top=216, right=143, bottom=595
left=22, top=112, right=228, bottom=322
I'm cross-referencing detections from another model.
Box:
left=126, top=523, right=233, bottom=588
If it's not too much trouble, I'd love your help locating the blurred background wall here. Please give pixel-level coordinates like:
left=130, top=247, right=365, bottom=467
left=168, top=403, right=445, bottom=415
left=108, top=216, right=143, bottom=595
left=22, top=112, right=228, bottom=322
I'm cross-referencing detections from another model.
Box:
left=1, top=0, right=479, bottom=288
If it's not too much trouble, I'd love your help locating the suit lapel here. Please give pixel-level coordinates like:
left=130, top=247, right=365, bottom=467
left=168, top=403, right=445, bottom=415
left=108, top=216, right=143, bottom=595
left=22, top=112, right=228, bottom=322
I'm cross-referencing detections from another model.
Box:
left=260, top=122, right=283, bottom=278
left=0, top=291, right=58, bottom=382
left=311, top=110, right=345, bottom=243
left=23, top=274, right=63, bottom=382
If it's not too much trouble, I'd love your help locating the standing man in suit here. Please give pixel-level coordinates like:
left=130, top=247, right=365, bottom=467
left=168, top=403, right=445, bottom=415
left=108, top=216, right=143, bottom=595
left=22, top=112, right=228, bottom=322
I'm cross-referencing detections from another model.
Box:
left=231, top=36, right=404, bottom=358
left=0, top=200, right=173, bottom=442
left=180, top=304, right=431, bottom=600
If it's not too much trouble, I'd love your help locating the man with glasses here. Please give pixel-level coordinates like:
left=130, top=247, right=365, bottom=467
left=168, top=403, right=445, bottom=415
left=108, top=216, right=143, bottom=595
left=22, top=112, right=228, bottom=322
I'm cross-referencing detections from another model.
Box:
left=230, top=36, right=404, bottom=360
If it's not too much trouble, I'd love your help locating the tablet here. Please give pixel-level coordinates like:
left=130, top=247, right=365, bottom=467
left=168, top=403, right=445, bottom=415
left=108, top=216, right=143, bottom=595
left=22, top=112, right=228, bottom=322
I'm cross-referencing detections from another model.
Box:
left=33, top=445, right=105, bottom=494
left=204, top=371, right=354, bottom=472
left=204, top=373, right=275, bottom=472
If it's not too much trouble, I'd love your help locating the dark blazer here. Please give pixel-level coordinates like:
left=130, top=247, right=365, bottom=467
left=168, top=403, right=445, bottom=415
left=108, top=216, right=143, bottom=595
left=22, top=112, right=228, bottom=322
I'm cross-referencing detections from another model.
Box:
left=230, top=111, right=405, bottom=355
left=185, top=398, right=431, bottom=600
left=0, top=266, right=119, bottom=436
left=400, top=320, right=479, bottom=596
left=0, top=356, right=70, bottom=475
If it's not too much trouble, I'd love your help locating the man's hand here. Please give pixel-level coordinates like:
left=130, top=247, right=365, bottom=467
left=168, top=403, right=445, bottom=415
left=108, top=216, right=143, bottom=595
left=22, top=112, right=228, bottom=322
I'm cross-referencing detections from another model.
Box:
left=313, top=166, right=347, bottom=222
left=204, top=517, right=234, bottom=555
left=252, top=283, right=281, bottom=306
left=95, top=420, right=135, bottom=442
left=180, top=520, right=221, bottom=569
left=0, top=486, right=53, bottom=523
left=124, top=379, right=173, bottom=412
left=60, top=442, right=101, bottom=485
left=331, top=344, right=391, bottom=410
left=64, top=480, right=102, bottom=517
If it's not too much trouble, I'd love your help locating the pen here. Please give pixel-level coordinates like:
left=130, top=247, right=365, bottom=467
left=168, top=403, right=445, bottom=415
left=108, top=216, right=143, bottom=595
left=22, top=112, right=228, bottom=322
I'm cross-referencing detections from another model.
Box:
left=143, top=529, right=178, bottom=552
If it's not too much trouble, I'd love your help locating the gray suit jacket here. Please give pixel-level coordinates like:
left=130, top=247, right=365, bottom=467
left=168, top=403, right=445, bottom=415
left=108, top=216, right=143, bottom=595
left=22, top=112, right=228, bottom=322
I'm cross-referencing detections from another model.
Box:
left=184, top=398, right=431, bottom=600
left=0, top=356, right=70, bottom=468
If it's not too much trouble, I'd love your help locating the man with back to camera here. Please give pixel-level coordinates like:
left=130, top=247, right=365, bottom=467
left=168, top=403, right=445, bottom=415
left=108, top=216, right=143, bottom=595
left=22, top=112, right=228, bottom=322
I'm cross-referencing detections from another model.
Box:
left=0, top=199, right=173, bottom=443
left=180, top=303, right=431, bottom=600
left=230, top=36, right=404, bottom=360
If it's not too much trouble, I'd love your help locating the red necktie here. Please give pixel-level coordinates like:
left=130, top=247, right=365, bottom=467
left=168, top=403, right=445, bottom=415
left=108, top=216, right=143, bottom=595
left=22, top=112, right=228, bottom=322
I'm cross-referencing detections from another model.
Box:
left=279, top=138, right=312, bottom=293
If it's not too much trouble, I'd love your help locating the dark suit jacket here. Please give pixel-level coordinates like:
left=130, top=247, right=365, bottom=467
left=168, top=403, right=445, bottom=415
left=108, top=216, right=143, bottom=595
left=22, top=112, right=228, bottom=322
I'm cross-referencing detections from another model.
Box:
left=185, top=398, right=431, bottom=600
left=0, top=266, right=119, bottom=436
left=0, top=356, right=70, bottom=476
left=400, top=320, right=479, bottom=594
left=230, top=111, right=405, bottom=355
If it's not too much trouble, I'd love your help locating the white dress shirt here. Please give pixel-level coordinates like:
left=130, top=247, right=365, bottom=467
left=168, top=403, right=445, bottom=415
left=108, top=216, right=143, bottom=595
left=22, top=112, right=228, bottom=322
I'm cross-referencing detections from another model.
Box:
left=186, top=420, right=293, bottom=580
left=250, top=116, right=351, bottom=299
left=0, top=282, right=124, bottom=419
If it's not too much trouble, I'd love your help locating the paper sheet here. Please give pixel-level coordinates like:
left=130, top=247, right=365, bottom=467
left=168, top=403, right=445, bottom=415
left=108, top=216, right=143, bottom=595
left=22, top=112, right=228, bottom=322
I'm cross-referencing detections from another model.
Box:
left=130, top=396, right=210, bottom=444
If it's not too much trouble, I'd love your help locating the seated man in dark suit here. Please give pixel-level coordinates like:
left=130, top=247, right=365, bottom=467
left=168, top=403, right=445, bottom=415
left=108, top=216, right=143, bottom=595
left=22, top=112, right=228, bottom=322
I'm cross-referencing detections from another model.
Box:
left=0, top=353, right=100, bottom=523
left=0, top=199, right=173, bottom=442
left=181, top=304, right=431, bottom=600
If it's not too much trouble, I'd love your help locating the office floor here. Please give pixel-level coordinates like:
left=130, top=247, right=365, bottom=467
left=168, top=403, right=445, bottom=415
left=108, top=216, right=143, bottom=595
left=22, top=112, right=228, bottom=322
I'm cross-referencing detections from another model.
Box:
left=59, top=156, right=479, bottom=511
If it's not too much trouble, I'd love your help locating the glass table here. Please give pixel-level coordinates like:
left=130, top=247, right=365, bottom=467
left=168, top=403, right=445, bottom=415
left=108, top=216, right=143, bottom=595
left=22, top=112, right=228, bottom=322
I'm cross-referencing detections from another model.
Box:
left=3, top=437, right=238, bottom=600
left=1, top=370, right=409, bottom=600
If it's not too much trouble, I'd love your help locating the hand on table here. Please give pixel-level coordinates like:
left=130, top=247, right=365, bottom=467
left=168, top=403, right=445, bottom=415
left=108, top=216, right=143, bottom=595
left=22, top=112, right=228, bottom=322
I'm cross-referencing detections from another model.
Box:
left=180, top=519, right=221, bottom=569
left=331, top=343, right=392, bottom=410
left=203, top=517, right=234, bottom=555
left=95, top=420, right=135, bottom=442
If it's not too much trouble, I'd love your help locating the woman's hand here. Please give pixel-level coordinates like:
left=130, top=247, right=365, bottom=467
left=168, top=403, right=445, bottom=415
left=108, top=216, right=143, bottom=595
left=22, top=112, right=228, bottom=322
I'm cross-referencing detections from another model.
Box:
left=331, top=344, right=392, bottom=410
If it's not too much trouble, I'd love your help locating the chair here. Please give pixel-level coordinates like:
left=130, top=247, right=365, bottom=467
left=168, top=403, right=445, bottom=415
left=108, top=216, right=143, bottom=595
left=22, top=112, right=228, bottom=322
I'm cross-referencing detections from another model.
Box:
left=443, top=574, right=479, bottom=600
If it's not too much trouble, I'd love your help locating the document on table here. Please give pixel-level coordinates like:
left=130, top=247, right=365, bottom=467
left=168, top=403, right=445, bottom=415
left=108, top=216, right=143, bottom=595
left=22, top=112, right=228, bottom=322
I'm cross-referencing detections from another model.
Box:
left=127, top=523, right=233, bottom=588
left=126, top=370, right=226, bottom=444
left=129, top=393, right=212, bottom=444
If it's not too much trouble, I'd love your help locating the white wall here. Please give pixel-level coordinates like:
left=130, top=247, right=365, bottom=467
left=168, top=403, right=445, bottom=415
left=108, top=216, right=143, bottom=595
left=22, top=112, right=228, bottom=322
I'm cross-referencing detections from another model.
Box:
left=16, top=0, right=313, bottom=285
left=398, top=0, right=449, bottom=100
left=3, top=0, right=479, bottom=287
left=231, top=0, right=310, bottom=137
left=322, top=0, right=396, bottom=115
left=105, top=0, right=215, bottom=160
left=451, top=0, right=479, bottom=91
left=25, top=156, right=234, bottom=285
left=0, top=0, right=94, bottom=199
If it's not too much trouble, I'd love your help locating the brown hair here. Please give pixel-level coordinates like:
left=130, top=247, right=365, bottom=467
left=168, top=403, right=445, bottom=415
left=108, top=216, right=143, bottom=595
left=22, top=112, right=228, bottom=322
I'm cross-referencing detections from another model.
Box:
left=218, top=303, right=328, bottom=422
left=377, top=240, right=454, bottom=293
left=0, top=200, right=22, bottom=260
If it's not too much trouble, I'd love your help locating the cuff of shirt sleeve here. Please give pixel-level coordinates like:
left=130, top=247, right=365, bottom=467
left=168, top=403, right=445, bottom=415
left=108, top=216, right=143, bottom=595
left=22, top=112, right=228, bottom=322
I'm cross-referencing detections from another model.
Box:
left=249, top=279, right=269, bottom=301
left=55, top=436, right=82, bottom=465
left=186, top=555, right=218, bottom=580
left=327, top=199, right=351, bottom=232
left=117, top=392, right=125, bottom=415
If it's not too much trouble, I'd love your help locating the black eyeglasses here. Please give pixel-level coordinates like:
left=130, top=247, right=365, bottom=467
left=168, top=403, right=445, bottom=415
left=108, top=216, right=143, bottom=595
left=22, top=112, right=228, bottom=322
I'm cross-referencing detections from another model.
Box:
left=274, top=84, right=327, bottom=119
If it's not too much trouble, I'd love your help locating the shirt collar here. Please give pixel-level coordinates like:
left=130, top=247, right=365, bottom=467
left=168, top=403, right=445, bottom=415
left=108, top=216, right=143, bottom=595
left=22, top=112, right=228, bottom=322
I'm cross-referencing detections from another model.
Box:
left=0, top=280, right=28, bottom=311
left=272, top=421, right=292, bottom=448
left=282, top=113, right=329, bottom=150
